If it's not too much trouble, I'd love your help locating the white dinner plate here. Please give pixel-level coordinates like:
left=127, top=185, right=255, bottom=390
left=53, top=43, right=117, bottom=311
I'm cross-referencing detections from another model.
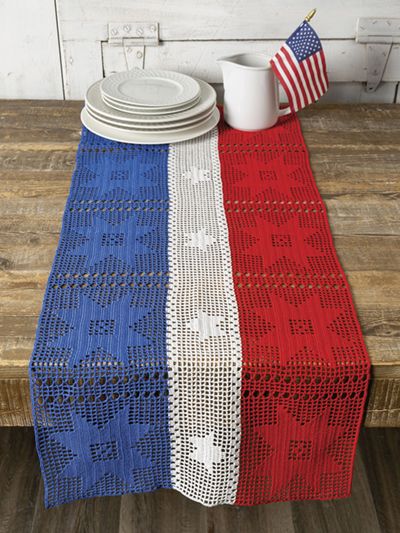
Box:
left=102, top=93, right=200, bottom=115
left=86, top=79, right=216, bottom=124
left=81, top=107, right=220, bottom=144
left=86, top=105, right=215, bottom=131
left=100, top=69, right=200, bottom=108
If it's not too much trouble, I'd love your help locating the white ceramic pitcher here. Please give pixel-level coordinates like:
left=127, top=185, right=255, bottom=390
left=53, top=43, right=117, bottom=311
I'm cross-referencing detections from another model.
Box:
left=217, top=53, right=291, bottom=131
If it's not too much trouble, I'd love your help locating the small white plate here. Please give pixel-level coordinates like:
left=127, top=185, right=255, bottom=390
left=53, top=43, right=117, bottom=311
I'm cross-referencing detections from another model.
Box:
left=100, top=69, right=200, bottom=108
left=102, top=94, right=200, bottom=115
left=81, top=107, right=220, bottom=145
left=86, top=79, right=216, bottom=124
left=86, top=105, right=215, bottom=130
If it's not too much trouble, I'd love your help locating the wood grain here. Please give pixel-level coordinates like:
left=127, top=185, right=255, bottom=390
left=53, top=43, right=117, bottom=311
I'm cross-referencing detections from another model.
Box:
left=291, top=451, right=382, bottom=533
left=0, top=427, right=41, bottom=533
left=360, top=428, right=400, bottom=532
left=0, top=426, right=399, bottom=533
left=0, top=102, right=399, bottom=426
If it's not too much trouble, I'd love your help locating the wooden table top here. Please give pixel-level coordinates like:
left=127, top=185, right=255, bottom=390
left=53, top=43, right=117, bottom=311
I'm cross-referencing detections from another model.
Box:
left=0, top=101, right=399, bottom=383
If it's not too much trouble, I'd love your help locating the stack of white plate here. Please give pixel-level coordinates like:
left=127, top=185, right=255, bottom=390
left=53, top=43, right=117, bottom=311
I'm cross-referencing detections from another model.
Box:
left=81, top=69, right=219, bottom=144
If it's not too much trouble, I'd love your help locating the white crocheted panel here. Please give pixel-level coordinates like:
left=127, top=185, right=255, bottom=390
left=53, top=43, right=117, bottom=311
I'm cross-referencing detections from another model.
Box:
left=167, top=128, right=243, bottom=505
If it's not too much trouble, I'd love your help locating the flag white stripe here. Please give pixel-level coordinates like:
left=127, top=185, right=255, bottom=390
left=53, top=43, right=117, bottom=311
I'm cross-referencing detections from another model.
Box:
left=281, top=45, right=306, bottom=109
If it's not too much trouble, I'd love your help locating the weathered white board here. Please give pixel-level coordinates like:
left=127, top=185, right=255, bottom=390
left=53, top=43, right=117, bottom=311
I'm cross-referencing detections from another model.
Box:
left=61, top=41, right=103, bottom=100
left=1, top=0, right=400, bottom=101
left=57, top=0, right=400, bottom=40
left=140, top=41, right=400, bottom=83
left=100, top=40, right=400, bottom=104
left=212, top=82, right=399, bottom=106
left=58, top=0, right=400, bottom=102
left=0, top=0, right=63, bottom=99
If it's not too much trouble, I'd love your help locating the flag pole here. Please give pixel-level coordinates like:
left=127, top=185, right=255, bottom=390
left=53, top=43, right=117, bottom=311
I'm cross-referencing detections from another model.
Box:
left=304, top=8, right=317, bottom=22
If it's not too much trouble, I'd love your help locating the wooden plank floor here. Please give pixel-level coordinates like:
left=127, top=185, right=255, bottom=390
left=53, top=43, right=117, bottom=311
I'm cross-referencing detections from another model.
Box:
left=0, top=102, right=399, bottom=426
left=0, top=427, right=398, bottom=533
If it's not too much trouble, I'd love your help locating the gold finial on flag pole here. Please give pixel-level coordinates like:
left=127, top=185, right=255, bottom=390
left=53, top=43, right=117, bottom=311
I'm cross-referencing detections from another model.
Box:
left=304, top=8, right=317, bottom=22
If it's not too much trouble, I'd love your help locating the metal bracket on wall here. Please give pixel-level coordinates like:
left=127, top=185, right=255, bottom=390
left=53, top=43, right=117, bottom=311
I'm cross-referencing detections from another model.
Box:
left=356, top=17, right=400, bottom=92
left=107, top=22, right=159, bottom=69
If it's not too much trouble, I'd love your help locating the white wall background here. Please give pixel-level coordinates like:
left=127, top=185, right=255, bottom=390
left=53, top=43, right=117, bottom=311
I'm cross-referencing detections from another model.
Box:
left=1, top=0, right=400, bottom=102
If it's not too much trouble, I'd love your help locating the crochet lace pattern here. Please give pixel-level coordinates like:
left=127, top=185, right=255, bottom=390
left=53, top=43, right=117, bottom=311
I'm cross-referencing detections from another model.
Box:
left=30, top=114, right=370, bottom=508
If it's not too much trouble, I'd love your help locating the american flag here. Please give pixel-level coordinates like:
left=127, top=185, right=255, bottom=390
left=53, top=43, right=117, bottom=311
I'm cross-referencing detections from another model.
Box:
left=270, top=21, right=328, bottom=112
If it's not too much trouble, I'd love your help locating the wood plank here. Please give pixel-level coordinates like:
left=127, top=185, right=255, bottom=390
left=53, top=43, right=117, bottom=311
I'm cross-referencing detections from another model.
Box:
left=1, top=102, right=400, bottom=135
left=3, top=126, right=400, bottom=151
left=1, top=194, right=398, bottom=235
left=0, top=379, right=31, bottom=425
left=0, top=336, right=399, bottom=379
left=120, top=490, right=208, bottom=533
left=0, top=174, right=70, bottom=200
left=0, top=273, right=398, bottom=311
left=0, top=272, right=398, bottom=363
left=300, top=104, right=400, bottom=131
left=326, top=196, right=400, bottom=235
left=0, top=427, right=399, bottom=530
left=0, top=428, right=40, bottom=531
left=31, top=483, right=121, bottom=533
left=4, top=101, right=400, bottom=132
left=359, top=309, right=400, bottom=338
left=360, top=428, right=400, bottom=531
left=210, top=501, right=295, bottom=533
left=2, top=232, right=399, bottom=272
left=2, top=151, right=400, bottom=197
left=291, top=451, right=382, bottom=533
left=0, top=337, right=398, bottom=378
left=2, top=376, right=399, bottom=427
left=365, top=379, right=400, bottom=427
left=2, top=161, right=400, bottom=197
left=0, top=149, right=76, bottom=171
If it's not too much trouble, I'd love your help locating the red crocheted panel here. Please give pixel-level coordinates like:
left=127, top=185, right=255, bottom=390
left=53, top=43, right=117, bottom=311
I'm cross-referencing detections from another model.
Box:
left=218, top=113, right=370, bottom=505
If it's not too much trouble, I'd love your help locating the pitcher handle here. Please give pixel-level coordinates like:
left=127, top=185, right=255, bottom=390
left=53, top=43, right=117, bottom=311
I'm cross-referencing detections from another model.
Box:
left=278, top=106, right=292, bottom=117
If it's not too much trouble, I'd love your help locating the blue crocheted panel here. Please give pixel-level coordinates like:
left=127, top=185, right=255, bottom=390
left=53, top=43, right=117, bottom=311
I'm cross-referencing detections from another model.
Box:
left=30, top=128, right=172, bottom=507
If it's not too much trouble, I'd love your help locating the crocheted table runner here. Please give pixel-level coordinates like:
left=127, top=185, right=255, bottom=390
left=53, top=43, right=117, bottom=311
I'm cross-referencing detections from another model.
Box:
left=30, top=113, right=370, bottom=508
